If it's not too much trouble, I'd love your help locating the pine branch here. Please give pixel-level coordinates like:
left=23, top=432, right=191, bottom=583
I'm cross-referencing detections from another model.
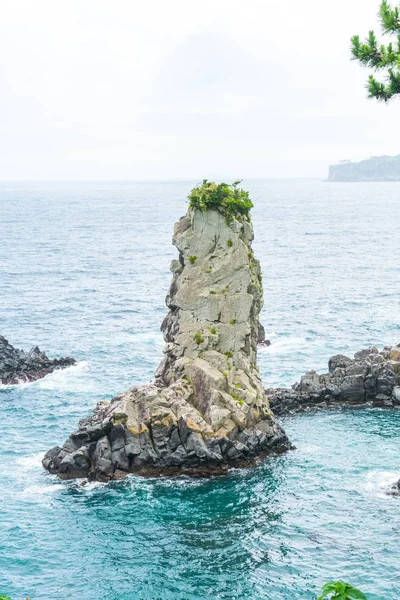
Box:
left=367, top=74, right=392, bottom=100
left=351, top=1, right=400, bottom=100
left=380, top=0, right=400, bottom=33
left=351, top=32, right=383, bottom=67
left=388, top=66, right=400, bottom=93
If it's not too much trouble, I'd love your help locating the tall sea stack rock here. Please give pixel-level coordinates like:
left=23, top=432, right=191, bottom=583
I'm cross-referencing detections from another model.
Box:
left=43, top=194, right=290, bottom=480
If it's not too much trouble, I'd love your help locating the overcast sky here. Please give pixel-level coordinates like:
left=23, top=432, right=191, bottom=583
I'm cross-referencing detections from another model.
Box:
left=1, top=0, right=399, bottom=180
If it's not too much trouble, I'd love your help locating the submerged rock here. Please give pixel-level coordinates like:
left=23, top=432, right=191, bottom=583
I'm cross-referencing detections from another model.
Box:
left=0, top=335, right=76, bottom=385
left=268, top=344, right=400, bottom=415
left=386, top=479, right=400, bottom=497
left=43, top=207, right=291, bottom=481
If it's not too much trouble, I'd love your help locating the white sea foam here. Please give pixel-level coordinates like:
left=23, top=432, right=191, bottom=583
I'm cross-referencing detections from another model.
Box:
left=296, top=444, right=322, bottom=454
left=0, top=361, right=90, bottom=391
left=22, top=483, right=64, bottom=497
left=36, top=360, right=89, bottom=390
left=12, top=452, right=64, bottom=502
left=363, top=470, right=400, bottom=497
left=258, top=336, right=308, bottom=355
left=15, top=452, right=44, bottom=470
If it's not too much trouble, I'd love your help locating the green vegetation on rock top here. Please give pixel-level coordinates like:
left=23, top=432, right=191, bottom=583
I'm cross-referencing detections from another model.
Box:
left=188, top=179, right=253, bottom=221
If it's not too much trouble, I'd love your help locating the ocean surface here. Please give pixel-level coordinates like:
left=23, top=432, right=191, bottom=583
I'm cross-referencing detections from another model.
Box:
left=0, top=179, right=399, bottom=599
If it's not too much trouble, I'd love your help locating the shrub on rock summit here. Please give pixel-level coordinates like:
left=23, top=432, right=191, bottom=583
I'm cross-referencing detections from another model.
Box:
left=188, top=180, right=253, bottom=221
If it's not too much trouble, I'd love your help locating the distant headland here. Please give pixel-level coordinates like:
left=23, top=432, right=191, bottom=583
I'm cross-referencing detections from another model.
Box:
left=327, top=154, right=400, bottom=182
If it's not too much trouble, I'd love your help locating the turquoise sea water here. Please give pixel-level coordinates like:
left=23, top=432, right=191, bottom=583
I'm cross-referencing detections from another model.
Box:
left=0, top=180, right=400, bottom=599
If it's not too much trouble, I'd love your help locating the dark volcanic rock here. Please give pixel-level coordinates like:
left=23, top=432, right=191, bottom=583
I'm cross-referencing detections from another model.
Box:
left=267, top=345, right=400, bottom=416
left=386, top=479, right=400, bottom=497
left=0, top=335, right=76, bottom=385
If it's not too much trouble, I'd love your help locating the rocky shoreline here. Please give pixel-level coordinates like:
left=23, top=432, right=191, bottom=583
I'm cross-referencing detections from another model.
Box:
left=0, top=335, right=76, bottom=385
left=43, top=340, right=400, bottom=482
left=267, top=345, right=400, bottom=416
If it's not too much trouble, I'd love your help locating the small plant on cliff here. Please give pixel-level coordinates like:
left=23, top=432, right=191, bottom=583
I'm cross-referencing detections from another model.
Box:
left=188, top=180, right=253, bottom=221
left=188, top=255, right=197, bottom=264
left=318, top=581, right=367, bottom=600
left=227, top=239, right=233, bottom=247
left=230, top=318, right=237, bottom=325
left=351, top=0, right=400, bottom=101
left=209, top=326, right=217, bottom=334
left=193, top=332, right=205, bottom=345
left=225, top=351, right=233, bottom=358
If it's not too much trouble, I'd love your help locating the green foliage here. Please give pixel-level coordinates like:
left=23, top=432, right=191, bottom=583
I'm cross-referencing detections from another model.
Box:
left=230, top=392, right=244, bottom=405
left=318, top=581, right=367, bottom=600
left=209, top=290, right=217, bottom=295
left=188, top=255, right=197, bottom=264
left=193, top=332, right=205, bottom=345
left=188, top=180, right=253, bottom=221
left=351, top=1, right=400, bottom=100
left=230, top=319, right=237, bottom=325
left=209, top=326, right=217, bottom=334
left=0, top=596, right=12, bottom=600
left=227, top=239, right=233, bottom=247
left=225, top=351, right=233, bottom=358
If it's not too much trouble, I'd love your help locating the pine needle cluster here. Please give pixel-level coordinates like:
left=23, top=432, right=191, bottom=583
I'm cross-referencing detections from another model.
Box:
left=351, top=0, right=400, bottom=101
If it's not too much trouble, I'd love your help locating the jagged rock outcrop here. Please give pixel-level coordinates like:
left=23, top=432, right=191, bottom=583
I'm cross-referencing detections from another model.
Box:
left=43, top=208, right=290, bottom=480
left=268, top=345, right=400, bottom=415
left=386, top=479, right=400, bottom=497
left=0, top=335, right=76, bottom=385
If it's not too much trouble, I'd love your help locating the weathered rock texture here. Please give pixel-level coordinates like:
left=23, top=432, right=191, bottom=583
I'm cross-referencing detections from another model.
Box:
left=268, top=345, right=400, bottom=416
left=43, top=209, right=290, bottom=480
left=0, top=335, right=76, bottom=385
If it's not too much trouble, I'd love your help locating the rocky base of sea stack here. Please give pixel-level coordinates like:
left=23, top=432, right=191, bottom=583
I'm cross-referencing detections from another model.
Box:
left=42, top=386, right=290, bottom=481
left=268, top=345, right=400, bottom=416
left=0, top=335, right=76, bottom=385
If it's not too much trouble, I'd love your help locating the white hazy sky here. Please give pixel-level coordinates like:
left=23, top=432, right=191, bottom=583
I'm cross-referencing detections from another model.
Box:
left=1, top=0, right=400, bottom=180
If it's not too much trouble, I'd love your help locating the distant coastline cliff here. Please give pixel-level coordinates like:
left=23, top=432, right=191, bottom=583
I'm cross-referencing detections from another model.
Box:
left=327, top=155, right=400, bottom=182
